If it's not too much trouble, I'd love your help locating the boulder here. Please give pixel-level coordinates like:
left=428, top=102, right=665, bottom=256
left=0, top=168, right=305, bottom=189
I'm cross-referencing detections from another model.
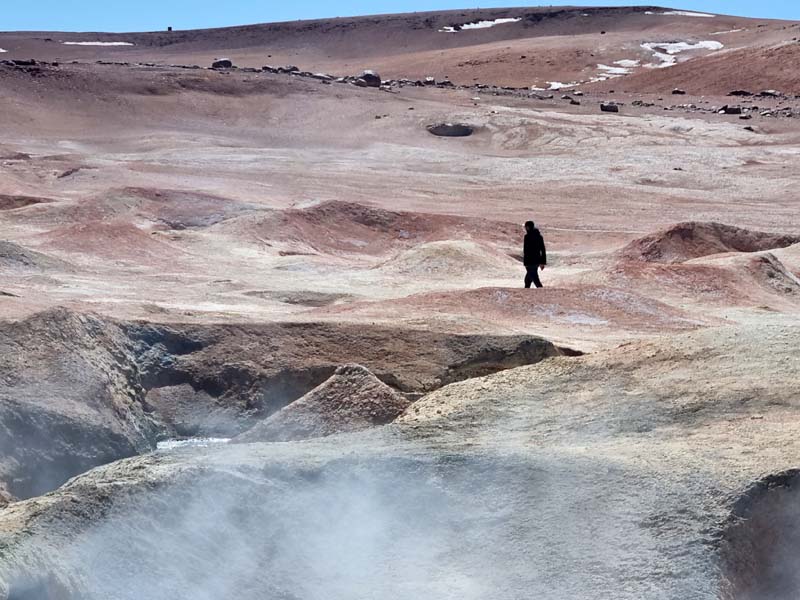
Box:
left=211, top=58, right=233, bottom=69
left=359, top=70, right=382, bottom=87
left=424, top=76, right=436, bottom=85
left=728, top=90, right=753, bottom=97
left=600, top=103, right=620, bottom=113
left=719, top=105, right=743, bottom=115
left=234, top=364, right=411, bottom=443
left=672, top=88, right=687, bottom=95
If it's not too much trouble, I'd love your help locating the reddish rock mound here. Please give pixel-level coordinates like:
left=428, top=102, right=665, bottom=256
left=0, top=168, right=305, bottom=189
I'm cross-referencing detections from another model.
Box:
left=234, top=364, right=411, bottom=443
left=40, top=220, right=185, bottom=264
left=619, top=222, right=800, bottom=264
left=225, top=200, right=517, bottom=256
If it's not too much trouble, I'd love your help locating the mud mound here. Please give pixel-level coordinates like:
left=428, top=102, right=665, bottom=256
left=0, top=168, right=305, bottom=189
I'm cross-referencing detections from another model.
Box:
left=225, top=200, right=518, bottom=256
left=378, top=240, right=516, bottom=278
left=605, top=251, right=800, bottom=309
left=0, top=240, right=72, bottom=272
left=40, top=220, right=185, bottom=264
left=619, top=222, right=800, bottom=264
left=695, top=252, right=800, bottom=297
left=327, top=285, right=704, bottom=335
left=235, top=364, right=411, bottom=443
left=0, top=194, right=49, bottom=211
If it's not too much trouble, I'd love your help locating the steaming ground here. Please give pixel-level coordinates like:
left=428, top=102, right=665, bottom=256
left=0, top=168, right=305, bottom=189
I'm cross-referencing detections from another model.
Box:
left=1, top=5, right=800, bottom=600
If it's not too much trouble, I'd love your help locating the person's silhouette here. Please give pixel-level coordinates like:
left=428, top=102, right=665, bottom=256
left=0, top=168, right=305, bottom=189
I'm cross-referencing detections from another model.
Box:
left=523, top=221, right=546, bottom=289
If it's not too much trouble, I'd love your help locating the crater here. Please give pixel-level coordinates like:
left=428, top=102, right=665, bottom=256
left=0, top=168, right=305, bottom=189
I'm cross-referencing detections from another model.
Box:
left=427, top=123, right=474, bottom=137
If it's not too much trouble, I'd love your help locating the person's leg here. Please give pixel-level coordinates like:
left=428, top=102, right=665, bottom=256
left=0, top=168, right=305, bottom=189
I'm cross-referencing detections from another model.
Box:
left=531, top=266, right=543, bottom=288
left=524, top=266, right=533, bottom=288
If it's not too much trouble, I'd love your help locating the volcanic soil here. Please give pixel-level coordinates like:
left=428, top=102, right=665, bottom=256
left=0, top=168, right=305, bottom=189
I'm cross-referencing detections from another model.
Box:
left=1, top=5, right=800, bottom=600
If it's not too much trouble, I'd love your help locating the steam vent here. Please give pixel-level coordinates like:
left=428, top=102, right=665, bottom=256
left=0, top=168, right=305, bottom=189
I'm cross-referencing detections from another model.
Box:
left=1, top=3, right=800, bottom=600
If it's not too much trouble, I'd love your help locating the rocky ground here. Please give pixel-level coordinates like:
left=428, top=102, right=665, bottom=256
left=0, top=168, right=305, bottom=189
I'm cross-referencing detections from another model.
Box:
left=1, top=5, right=800, bottom=600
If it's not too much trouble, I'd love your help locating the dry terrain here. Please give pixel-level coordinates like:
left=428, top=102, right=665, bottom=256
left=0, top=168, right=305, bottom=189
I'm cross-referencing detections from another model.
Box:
left=0, top=5, right=799, bottom=600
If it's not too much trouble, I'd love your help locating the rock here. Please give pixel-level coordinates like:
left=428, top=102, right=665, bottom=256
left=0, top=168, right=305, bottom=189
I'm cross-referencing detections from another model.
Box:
left=719, top=105, right=743, bottom=115
left=758, top=90, right=782, bottom=98
left=234, top=364, right=412, bottom=443
left=11, top=59, right=37, bottom=67
left=744, top=126, right=756, bottom=132
left=571, top=99, right=581, bottom=106
left=211, top=58, right=233, bottom=69
left=729, top=90, right=753, bottom=97
left=600, top=103, right=620, bottom=113
left=739, top=114, right=753, bottom=120
left=424, top=76, right=436, bottom=85
left=427, top=123, right=474, bottom=137
left=352, top=78, right=368, bottom=87
left=359, top=70, right=381, bottom=88
left=672, top=88, right=687, bottom=95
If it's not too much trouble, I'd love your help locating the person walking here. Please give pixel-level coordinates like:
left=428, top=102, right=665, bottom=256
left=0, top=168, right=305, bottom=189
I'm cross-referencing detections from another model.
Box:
left=523, top=220, right=546, bottom=289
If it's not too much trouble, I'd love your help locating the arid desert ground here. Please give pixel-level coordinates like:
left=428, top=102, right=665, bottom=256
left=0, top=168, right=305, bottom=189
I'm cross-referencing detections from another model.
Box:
left=1, top=5, right=800, bottom=599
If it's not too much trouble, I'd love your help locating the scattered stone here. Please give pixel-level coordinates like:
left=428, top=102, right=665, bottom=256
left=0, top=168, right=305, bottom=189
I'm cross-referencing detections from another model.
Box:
left=758, top=90, right=782, bottom=98
left=571, top=99, right=581, bottom=106
left=424, top=76, right=436, bottom=85
left=719, top=105, right=743, bottom=115
left=672, top=88, right=687, bottom=95
left=729, top=90, right=753, bottom=97
left=600, top=103, right=620, bottom=113
left=211, top=58, right=233, bottom=69
left=359, top=70, right=381, bottom=88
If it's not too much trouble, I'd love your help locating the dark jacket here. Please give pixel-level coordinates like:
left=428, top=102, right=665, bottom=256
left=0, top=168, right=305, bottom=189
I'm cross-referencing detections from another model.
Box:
left=524, top=229, right=547, bottom=266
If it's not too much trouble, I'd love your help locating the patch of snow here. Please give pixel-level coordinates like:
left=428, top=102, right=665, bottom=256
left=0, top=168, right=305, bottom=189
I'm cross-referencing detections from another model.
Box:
left=547, top=81, right=578, bottom=90
left=711, top=28, right=744, bottom=35
left=62, top=41, right=134, bottom=46
left=0, top=48, right=6, bottom=53
left=439, top=17, right=521, bottom=32
left=597, top=64, right=632, bottom=76
left=614, top=59, right=641, bottom=68
left=662, top=10, right=715, bottom=18
left=157, top=438, right=230, bottom=450
left=641, top=40, right=724, bottom=68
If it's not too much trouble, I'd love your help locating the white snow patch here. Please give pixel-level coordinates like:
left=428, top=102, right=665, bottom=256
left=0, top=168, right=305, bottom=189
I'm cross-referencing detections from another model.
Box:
left=547, top=81, right=578, bottom=90
left=614, top=59, right=641, bottom=68
left=662, top=10, right=715, bottom=17
left=711, top=28, right=744, bottom=35
left=0, top=48, right=6, bottom=53
left=439, top=17, right=521, bottom=32
left=157, top=438, right=230, bottom=450
left=62, top=41, right=134, bottom=46
left=597, top=64, right=631, bottom=76
left=641, top=40, right=724, bottom=68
